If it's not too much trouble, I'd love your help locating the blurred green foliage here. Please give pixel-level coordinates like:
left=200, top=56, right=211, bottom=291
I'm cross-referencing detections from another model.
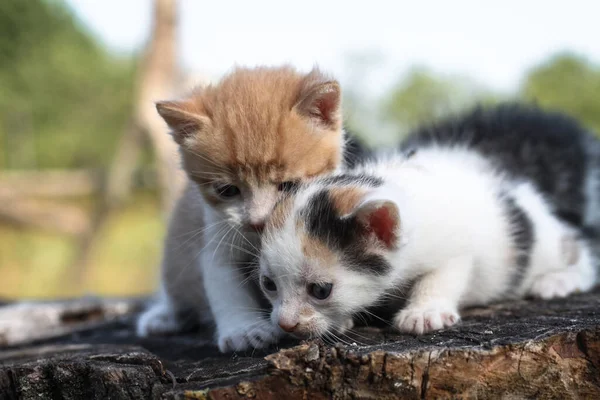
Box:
left=381, top=54, right=600, bottom=137
left=522, top=53, right=600, bottom=135
left=0, top=0, right=136, bottom=170
left=0, top=0, right=149, bottom=299
left=0, top=193, right=163, bottom=298
left=383, top=68, right=480, bottom=129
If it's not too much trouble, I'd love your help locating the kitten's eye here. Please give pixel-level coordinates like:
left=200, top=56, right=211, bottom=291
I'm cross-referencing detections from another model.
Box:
left=308, top=283, right=333, bottom=300
left=214, top=183, right=241, bottom=198
left=262, top=276, right=277, bottom=292
left=277, top=181, right=299, bottom=192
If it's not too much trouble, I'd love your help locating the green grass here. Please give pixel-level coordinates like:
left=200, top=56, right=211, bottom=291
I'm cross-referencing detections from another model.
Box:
left=0, top=192, right=165, bottom=299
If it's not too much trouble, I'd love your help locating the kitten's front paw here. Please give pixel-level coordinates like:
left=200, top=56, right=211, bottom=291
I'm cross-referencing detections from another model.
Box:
left=136, top=303, right=183, bottom=337
left=341, top=318, right=354, bottom=332
left=394, top=302, right=459, bottom=335
left=218, top=320, right=282, bottom=353
left=529, top=270, right=582, bottom=300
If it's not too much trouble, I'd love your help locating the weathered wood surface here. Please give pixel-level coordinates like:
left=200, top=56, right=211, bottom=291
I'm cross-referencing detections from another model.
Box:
left=0, top=289, right=599, bottom=399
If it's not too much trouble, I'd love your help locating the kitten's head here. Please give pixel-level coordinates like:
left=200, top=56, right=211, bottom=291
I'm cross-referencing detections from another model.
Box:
left=259, top=175, right=401, bottom=338
left=156, top=66, right=344, bottom=231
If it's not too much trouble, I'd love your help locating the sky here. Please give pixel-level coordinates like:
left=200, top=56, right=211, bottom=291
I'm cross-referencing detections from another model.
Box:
left=66, top=0, right=600, bottom=97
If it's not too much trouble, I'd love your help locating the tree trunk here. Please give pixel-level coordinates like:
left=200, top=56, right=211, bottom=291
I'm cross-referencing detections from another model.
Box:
left=70, top=0, right=184, bottom=288
left=105, top=0, right=184, bottom=213
left=1, top=289, right=599, bottom=399
left=137, top=0, right=185, bottom=213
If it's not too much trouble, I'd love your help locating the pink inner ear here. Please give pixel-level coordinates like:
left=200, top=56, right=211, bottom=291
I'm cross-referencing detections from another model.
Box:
left=367, top=206, right=397, bottom=248
left=315, top=91, right=338, bottom=125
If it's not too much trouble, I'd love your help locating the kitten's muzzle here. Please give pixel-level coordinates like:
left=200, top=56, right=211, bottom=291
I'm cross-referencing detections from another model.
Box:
left=278, top=321, right=299, bottom=333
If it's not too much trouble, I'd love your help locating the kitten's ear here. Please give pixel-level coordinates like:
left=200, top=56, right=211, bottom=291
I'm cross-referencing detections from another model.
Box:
left=294, top=70, right=342, bottom=129
left=354, top=200, right=400, bottom=250
left=156, top=98, right=211, bottom=145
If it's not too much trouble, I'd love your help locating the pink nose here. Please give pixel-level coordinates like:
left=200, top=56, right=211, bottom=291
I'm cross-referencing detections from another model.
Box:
left=278, top=321, right=299, bottom=333
left=249, top=222, right=265, bottom=232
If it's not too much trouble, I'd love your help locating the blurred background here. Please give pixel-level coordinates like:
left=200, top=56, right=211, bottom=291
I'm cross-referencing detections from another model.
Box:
left=1, top=0, right=599, bottom=299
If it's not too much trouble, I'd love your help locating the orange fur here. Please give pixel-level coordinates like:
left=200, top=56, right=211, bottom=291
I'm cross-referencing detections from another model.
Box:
left=300, top=233, right=337, bottom=265
left=157, top=66, right=343, bottom=207
left=328, top=187, right=368, bottom=216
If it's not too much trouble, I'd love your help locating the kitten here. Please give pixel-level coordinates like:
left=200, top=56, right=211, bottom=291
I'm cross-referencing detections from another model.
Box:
left=258, top=146, right=598, bottom=338
left=136, top=66, right=367, bottom=352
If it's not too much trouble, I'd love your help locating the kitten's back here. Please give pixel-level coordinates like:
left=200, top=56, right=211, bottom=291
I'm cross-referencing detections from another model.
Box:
left=401, top=104, right=593, bottom=227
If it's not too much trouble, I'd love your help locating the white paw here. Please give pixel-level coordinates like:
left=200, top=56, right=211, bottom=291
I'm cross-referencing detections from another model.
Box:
left=217, top=320, right=282, bottom=353
left=561, top=235, right=580, bottom=266
left=394, top=302, right=460, bottom=335
left=339, top=318, right=354, bottom=333
left=529, top=270, right=582, bottom=300
left=136, top=303, right=183, bottom=337
left=342, top=318, right=354, bottom=331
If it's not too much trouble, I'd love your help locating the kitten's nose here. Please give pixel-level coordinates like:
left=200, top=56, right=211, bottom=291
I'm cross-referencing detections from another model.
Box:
left=278, top=321, right=299, bottom=333
left=249, top=222, right=265, bottom=232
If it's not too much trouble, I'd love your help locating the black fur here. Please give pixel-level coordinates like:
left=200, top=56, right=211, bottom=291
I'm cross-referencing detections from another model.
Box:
left=501, top=193, right=535, bottom=291
left=401, top=104, right=595, bottom=228
left=343, top=130, right=374, bottom=169
left=303, top=189, right=391, bottom=275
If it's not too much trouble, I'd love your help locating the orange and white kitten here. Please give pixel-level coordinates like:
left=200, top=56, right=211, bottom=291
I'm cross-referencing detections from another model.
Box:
left=136, top=66, right=354, bottom=352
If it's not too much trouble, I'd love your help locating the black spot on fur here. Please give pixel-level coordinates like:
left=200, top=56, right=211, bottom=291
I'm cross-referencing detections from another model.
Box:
left=303, top=191, right=357, bottom=248
left=342, top=247, right=391, bottom=276
left=405, top=148, right=417, bottom=159
left=401, top=103, right=592, bottom=228
left=501, top=194, right=535, bottom=291
left=303, top=190, right=391, bottom=275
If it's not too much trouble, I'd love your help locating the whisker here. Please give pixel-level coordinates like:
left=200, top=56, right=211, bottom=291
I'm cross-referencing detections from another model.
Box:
left=173, top=220, right=228, bottom=251
left=188, top=170, right=228, bottom=177
left=358, top=308, right=395, bottom=328
left=228, top=223, right=261, bottom=254
left=174, top=219, right=227, bottom=240
left=339, top=329, right=369, bottom=346
left=211, top=224, right=236, bottom=262
left=325, top=330, right=352, bottom=347
left=164, top=224, right=232, bottom=290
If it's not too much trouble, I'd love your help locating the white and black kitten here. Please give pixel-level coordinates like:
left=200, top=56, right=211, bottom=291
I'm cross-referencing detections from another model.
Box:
left=258, top=146, right=597, bottom=338
left=255, top=105, right=600, bottom=339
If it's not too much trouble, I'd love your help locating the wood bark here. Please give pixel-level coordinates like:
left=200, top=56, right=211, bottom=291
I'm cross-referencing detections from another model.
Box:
left=1, top=288, right=599, bottom=399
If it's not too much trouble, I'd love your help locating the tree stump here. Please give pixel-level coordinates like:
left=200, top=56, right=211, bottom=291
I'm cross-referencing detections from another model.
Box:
left=1, top=289, right=599, bottom=399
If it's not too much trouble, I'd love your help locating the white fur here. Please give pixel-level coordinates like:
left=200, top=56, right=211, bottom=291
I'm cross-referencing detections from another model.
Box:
left=136, top=285, right=184, bottom=336
left=137, top=192, right=282, bottom=352
left=260, top=147, right=598, bottom=337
